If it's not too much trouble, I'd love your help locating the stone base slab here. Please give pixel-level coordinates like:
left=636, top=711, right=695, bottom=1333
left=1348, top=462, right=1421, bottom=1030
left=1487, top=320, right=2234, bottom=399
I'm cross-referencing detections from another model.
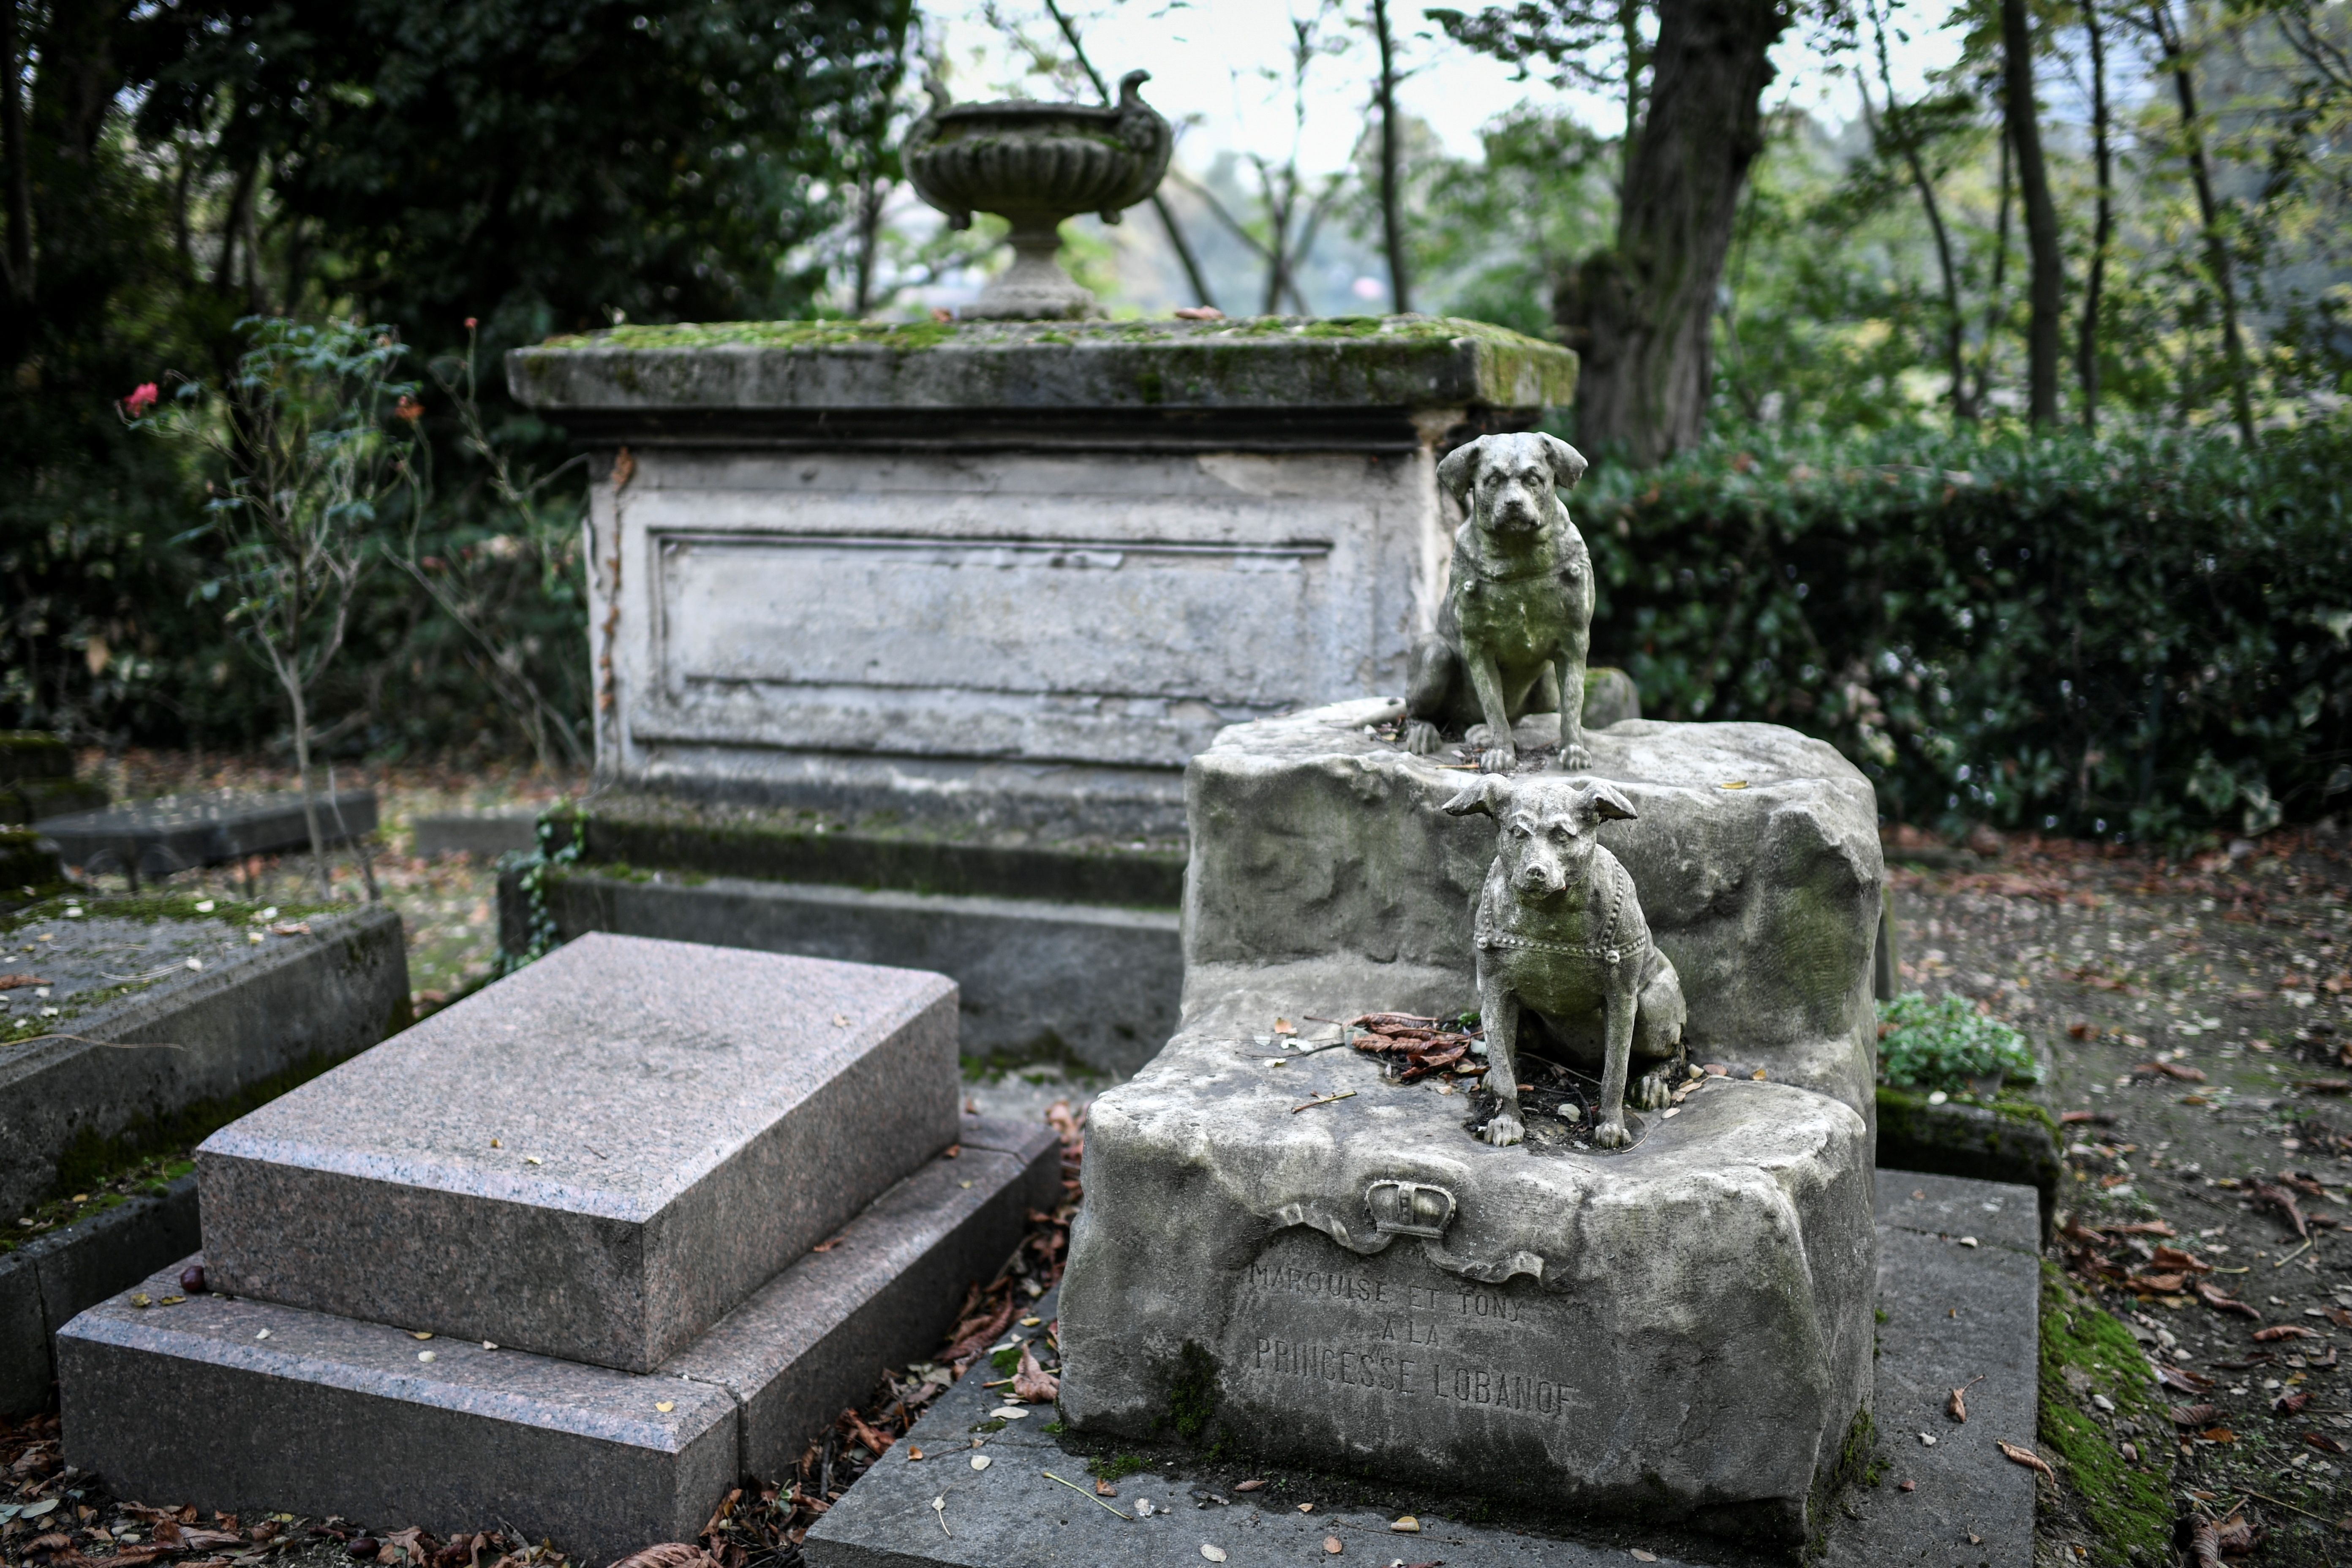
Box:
left=198, top=934, right=960, bottom=1372
left=521, top=872, right=1181, bottom=1076
left=0, top=900, right=410, bottom=1224
left=0, top=1174, right=198, bottom=1416
left=58, top=1118, right=1059, bottom=1566
left=805, top=1172, right=2038, bottom=1568
left=1058, top=1040, right=1876, bottom=1545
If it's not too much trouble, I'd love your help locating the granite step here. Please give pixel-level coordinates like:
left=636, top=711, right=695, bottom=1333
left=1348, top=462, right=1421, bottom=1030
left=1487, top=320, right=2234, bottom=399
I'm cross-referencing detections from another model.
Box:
left=58, top=1117, right=1059, bottom=1566
left=197, top=933, right=962, bottom=1372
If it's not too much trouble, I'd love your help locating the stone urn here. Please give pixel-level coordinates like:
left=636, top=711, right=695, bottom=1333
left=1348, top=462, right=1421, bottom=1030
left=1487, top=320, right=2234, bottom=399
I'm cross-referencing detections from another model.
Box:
left=904, top=71, right=1173, bottom=320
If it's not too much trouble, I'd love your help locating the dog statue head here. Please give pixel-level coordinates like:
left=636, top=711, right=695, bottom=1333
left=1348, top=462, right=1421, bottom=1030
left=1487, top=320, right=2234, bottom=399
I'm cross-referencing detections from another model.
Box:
left=1442, top=774, right=1636, bottom=898
left=1435, top=432, right=1589, bottom=535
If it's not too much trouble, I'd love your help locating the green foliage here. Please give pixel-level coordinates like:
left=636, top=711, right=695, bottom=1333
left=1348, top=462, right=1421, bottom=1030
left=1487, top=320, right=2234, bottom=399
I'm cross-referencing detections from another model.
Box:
left=2037, top=1264, right=2173, bottom=1565
left=5, top=0, right=913, bottom=759
left=1581, top=422, right=2352, bottom=842
left=1876, top=993, right=2040, bottom=1092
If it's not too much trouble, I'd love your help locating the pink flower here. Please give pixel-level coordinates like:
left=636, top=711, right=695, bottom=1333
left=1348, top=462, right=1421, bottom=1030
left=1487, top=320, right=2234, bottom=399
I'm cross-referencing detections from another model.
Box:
left=463, top=316, right=478, bottom=330
left=123, top=382, right=159, bottom=415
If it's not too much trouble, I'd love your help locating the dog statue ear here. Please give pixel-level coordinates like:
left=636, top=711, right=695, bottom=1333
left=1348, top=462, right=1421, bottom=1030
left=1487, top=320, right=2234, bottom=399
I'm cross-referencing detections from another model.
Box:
left=1538, top=434, right=1589, bottom=492
left=1435, top=437, right=1486, bottom=503
left=1581, top=781, right=1638, bottom=823
left=1440, top=774, right=1514, bottom=818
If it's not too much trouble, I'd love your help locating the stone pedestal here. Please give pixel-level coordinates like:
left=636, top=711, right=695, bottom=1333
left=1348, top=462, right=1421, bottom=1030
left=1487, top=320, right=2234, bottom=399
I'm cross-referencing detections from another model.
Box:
left=1057, top=702, right=1886, bottom=1544
left=506, top=318, right=1577, bottom=839
left=59, top=936, right=1059, bottom=1561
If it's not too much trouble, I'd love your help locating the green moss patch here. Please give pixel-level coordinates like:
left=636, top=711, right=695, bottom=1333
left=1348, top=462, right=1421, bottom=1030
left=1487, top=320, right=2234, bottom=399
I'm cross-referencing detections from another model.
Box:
left=537, top=314, right=1560, bottom=355
left=1083, top=1452, right=1149, bottom=1483
left=2037, top=1263, right=2173, bottom=1566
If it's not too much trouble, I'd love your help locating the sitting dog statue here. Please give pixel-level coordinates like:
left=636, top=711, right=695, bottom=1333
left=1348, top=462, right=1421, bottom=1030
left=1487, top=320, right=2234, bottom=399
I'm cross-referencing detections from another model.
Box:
left=1404, top=431, right=1595, bottom=773
left=1443, top=773, right=1686, bottom=1149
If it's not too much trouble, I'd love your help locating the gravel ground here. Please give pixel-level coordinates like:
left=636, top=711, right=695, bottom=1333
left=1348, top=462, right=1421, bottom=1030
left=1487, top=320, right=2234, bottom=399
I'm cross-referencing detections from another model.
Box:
left=1887, top=825, right=2352, bottom=1563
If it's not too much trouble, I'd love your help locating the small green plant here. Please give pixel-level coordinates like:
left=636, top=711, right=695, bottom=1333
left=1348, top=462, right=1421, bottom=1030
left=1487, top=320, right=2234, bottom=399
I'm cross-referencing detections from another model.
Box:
left=1875, top=992, right=2041, bottom=1092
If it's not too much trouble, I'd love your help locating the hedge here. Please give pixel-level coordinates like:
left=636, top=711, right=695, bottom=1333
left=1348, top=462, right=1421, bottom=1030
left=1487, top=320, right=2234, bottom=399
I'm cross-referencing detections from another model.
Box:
left=1577, top=423, right=2352, bottom=844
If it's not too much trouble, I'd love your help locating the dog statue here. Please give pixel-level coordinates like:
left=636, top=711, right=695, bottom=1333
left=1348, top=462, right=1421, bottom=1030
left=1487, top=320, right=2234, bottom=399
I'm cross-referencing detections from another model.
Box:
left=1443, top=773, right=1686, bottom=1149
left=1404, top=432, right=1595, bottom=774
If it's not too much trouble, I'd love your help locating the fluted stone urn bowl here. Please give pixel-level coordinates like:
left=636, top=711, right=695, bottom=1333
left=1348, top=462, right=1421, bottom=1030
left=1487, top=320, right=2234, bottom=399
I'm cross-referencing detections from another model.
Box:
left=904, top=70, right=1173, bottom=320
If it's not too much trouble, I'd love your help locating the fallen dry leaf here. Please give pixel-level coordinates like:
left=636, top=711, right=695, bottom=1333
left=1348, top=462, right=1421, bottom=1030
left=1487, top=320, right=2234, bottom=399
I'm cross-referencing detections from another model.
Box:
left=2110, top=1220, right=2177, bottom=1237
left=0, top=974, right=52, bottom=990
left=1387, top=1516, right=1418, bottom=1533
left=2170, top=1403, right=2219, bottom=1426
left=2251, top=1182, right=2310, bottom=1239
left=1232, top=1479, right=1266, bottom=1493
left=1947, top=1375, right=1983, bottom=1423
left=1200, top=1546, right=1227, bottom=1563
left=1012, top=1343, right=1059, bottom=1403
left=2274, top=1389, right=2312, bottom=1416
left=2197, top=1283, right=2262, bottom=1319
left=605, top=1544, right=718, bottom=1568
left=2189, top=1519, right=2223, bottom=1568
left=1093, top=1478, right=1115, bottom=1496
left=2132, top=1060, right=2208, bottom=1082
left=2253, top=1325, right=2318, bottom=1342
left=1631, top=1552, right=1659, bottom=1564
left=1273, top=1018, right=1297, bottom=1035
left=2306, top=1430, right=2348, bottom=1455
left=1323, top=1536, right=1342, bottom=1554
left=2152, top=1246, right=2213, bottom=1274
left=2158, top=1364, right=2215, bottom=1392
left=844, top=1408, right=892, bottom=1455
left=2200, top=1426, right=2236, bottom=1443
left=1996, top=1440, right=2055, bottom=1481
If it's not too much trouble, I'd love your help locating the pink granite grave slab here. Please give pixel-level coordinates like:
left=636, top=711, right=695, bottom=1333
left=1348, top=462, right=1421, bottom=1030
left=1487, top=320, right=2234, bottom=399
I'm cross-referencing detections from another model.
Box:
left=196, top=933, right=958, bottom=1372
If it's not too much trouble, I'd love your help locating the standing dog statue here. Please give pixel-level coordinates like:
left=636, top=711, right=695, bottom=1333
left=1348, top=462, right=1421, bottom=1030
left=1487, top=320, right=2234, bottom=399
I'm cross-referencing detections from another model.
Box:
left=1404, top=432, right=1595, bottom=773
left=1443, top=773, right=1686, bottom=1149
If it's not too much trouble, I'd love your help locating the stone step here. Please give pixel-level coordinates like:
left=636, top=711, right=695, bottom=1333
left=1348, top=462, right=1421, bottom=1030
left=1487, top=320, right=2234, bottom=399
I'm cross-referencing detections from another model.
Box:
left=196, top=933, right=961, bottom=1372
left=59, top=1117, right=1059, bottom=1567
left=39, top=790, right=378, bottom=881
left=511, top=870, right=1181, bottom=1077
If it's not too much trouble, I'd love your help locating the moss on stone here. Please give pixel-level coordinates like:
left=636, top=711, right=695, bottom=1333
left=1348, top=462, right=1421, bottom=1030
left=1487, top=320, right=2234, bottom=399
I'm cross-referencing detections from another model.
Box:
left=2037, top=1263, right=2173, bottom=1565
left=536, top=313, right=1556, bottom=355
left=0, top=731, right=74, bottom=781
left=1083, top=1452, right=1150, bottom=1482
left=1160, top=1339, right=1230, bottom=1455
left=1876, top=1085, right=2060, bottom=1233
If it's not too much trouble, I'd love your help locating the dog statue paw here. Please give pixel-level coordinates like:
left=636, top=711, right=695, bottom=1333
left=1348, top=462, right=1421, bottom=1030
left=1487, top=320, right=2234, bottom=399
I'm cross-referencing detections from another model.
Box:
left=1402, top=719, right=1443, bottom=756
left=1480, top=1105, right=1526, bottom=1147
left=1631, top=1067, right=1673, bottom=1111
left=1590, top=1116, right=1631, bottom=1149
left=1478, top=744, right=1517, bottom=775
left=1556, top=740, right=1594, bottom=772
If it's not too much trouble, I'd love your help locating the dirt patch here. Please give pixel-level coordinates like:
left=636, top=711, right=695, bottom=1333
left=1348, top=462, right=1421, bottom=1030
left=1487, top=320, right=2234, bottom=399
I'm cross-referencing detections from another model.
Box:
left=1888, top=825, right=2352, bottom=1562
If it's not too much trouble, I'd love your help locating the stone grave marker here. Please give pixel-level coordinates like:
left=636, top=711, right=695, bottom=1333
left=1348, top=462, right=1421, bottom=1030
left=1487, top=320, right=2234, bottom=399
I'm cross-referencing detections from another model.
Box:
left=39, top=789, right=378, bottom=888
left=59, top=934, right=1060, bottom=1561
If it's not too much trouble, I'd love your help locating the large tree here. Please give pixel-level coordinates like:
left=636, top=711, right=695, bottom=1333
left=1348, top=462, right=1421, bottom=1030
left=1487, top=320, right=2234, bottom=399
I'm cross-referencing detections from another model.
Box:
left=1437, top=0, right=1815, bottom=463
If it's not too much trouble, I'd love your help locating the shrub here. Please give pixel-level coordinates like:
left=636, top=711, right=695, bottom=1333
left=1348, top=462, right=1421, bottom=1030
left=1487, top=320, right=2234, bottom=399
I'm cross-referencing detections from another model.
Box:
left=1579, top=422, right=2352, bottom=844
left=1876, top=992, right=2042, bottom=1092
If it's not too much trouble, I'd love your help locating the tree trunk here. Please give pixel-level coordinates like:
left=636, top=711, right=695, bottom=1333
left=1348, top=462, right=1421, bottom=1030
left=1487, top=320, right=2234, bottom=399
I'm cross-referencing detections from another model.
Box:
left=0, top=0, right=29, bottom=302
left=1566, top=0, right=1787, bottom=464
left=1372, top=0, right=1412, bottom=314
left=2077, top=0, right=2112, bottom=428
left=1864, top=1, right=1970, bottom=417
left=1971, top=127, right=2012, bottom=415
left=2001, top=0, right=2063, bottom=426
left=2150, top=0, right=2257, bottom=444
